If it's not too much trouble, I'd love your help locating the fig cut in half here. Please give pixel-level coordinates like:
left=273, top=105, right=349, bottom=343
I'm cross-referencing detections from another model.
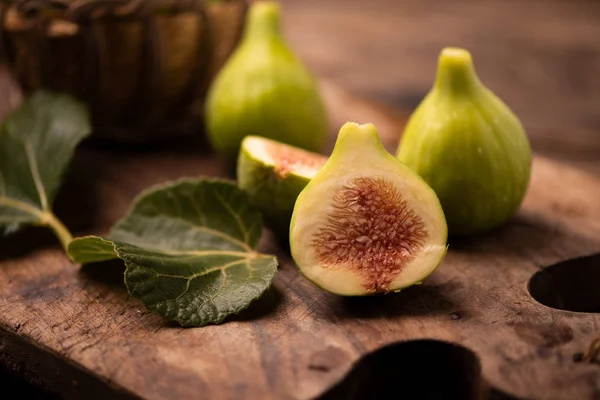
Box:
left=290, top=122, right=448, bottom=296
left=237, top=135, right=327, bottom=236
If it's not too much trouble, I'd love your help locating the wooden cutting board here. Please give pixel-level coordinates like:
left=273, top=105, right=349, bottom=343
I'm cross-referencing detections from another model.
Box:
left=0, top=79, right=599, bottom=400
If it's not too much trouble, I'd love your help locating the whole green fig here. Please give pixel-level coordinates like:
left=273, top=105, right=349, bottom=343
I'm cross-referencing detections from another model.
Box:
left=396, top=47, right=532, bottom=236
left=205, top=1, right=329, bottom=162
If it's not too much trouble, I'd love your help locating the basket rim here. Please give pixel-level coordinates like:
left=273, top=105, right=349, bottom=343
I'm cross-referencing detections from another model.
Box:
left=1, top=0, right=245, bottom=22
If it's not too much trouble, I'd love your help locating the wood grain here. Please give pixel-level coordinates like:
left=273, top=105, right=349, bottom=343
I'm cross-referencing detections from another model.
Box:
left=0, top=73, right=599, bottom=399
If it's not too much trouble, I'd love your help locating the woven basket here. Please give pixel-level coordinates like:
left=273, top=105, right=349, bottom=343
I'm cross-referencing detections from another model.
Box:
left=0, top=0, right=247, bottom=141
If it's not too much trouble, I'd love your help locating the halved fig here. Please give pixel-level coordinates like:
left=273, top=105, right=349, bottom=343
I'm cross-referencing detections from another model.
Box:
left=289, top=122, right=448, bottom=296
left=237, top=135, right=328, bottom=236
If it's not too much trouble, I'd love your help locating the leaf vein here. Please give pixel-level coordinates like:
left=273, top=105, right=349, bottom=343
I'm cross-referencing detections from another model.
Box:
left=155, top=249, right=250, bottom=258
left=187, top=192, right=207, bottom=226
left=0, top=197, right=45, bottom=221
left=214, top=191, right=250, bottom=245
left=0, top=216, right=35, bottom=223
left=190, top=268, right=229, bottom=320
left=155, top=214, right=251, bottom=251
left=24, top=139, right=48, bottom=211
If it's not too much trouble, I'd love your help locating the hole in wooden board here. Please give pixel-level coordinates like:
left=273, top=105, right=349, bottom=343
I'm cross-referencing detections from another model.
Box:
left=316, top=339, right=517, bottom=400
left=528, top=253, right=600, bottom=313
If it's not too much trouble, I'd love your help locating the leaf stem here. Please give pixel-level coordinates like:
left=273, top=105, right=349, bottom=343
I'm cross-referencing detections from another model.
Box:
left=1, top=197, right=74, bottom=259
left=43, top=212, right=74, bottom=256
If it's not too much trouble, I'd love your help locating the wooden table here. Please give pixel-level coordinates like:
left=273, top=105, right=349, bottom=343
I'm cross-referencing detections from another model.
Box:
left=1, top=1, right=600, bottom=399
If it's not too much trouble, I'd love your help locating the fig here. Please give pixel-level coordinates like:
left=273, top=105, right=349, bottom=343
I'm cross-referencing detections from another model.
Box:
left=237, top=135, right=327, bottom=237
left=290, top=122, right=448, bottom=296
left=396, top=47, right=532, bottom=236
left=205, top=1, right=329, bottom=161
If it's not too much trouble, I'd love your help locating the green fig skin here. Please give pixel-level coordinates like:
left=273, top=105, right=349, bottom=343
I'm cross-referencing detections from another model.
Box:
left=205, top=1, right=329, bottom=162
left=290, top=122, right=448, bottom=297
left=237, top=136, right=327, bottom=237
left=396, top=47, right=532, bottom=236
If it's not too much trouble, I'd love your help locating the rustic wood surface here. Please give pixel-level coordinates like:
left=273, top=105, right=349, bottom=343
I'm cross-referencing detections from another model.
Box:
left=0, top=73, right=599, bottom=399
left=1, top=0, right=600, bottom=399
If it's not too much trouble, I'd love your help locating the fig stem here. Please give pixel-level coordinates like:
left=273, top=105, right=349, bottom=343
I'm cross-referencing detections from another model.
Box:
left=242, top=1, right=283, bottom=43
left=332, top=122, right=383, bottom=159
left=434, top=47, right=483, bottom=96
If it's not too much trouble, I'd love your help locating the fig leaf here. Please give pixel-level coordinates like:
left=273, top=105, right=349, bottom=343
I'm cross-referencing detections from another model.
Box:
left=68, top=179, right=278, bottom=327
left=0, top=91, right=91, bottom=250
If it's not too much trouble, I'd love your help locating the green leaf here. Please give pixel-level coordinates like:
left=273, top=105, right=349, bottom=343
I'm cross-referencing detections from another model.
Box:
left=68, top=179, right=278, bottom=327
left=0, top=91, right=91, bottom=250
